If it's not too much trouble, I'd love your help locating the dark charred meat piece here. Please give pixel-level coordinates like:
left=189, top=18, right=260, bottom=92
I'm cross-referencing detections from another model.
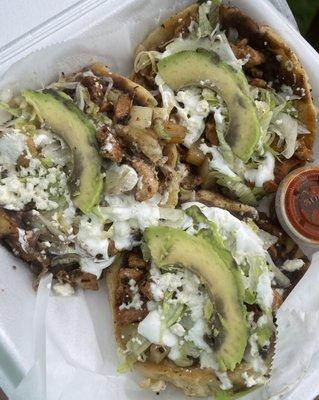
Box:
left=56, top=269, right=99, bottom=291
left=115, top=262, right=150, bottom=326
left=128, top=252, right=148, bottom=269
left=81, top=76, right=106, bottom=104
left=114, top=93, right=133, bottom=124
left=249, top=77, right=268, bottom=88
left=96, top=125, right=124, bottom=163
left=230, top=40, right=265, bottom=69
left=116, top=308, right=148, bottom=325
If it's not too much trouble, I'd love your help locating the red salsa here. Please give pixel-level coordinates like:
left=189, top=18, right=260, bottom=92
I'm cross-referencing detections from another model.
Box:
left=284, top=167, right=319, bottom=243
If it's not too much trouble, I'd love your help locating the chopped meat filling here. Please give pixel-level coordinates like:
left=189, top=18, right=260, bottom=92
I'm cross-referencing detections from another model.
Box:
left=115, top=253, right=151, bottom=325
left=96, top=125, right=124, bottom=163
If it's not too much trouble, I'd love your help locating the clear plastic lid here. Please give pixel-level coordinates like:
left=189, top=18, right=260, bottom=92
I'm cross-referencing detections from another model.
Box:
left=0, top=0, right=109, bottom=75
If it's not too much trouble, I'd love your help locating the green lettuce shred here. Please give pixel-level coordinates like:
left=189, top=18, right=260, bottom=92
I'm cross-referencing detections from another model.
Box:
left=161, top=292, right=185, bottom=333
left=214, top=174, right=258, bottom=206
left=117, top=334, right=151, bottom=373
left=196, top=0, right=221, bottom=38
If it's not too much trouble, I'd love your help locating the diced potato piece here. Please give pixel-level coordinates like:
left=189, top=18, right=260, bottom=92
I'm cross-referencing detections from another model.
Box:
left=115, top=93, right=132, bottom=123
left=163, top=122, right=186, bottom=144
left=129, top=106, right=153, bottom=128
left=163, top=143, right=178, bottom=168
left=185, top=143, right=205, bottom=166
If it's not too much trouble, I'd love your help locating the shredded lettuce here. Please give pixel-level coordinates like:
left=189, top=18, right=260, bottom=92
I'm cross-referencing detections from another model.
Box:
left=192, top=0, right=221, bottom=39
left=274, top=112, right=298, bottom=158
left=161, top=292, right=185, bottom=334
left=118, top=334, right=151, bottom=373
left=203, top=298, right=215, bottom=320
left=253, top=87, right=304, bottom=159
left=197, top=1, right=214, bottom=38
left=134, top=50, right=161, bottom=74
left=215, top=173, right=258, bottom=205
left=254, top=325, right=273, bottom=347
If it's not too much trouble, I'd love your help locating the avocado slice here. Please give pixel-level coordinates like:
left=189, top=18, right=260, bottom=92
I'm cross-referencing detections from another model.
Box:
left=22, top=89, right=103, bottom=214
left=144, top=226, right=248, bottom=372
left=157, top=50, right=261, bottom=162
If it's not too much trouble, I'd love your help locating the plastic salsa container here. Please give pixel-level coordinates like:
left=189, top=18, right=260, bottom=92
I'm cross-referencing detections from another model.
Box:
left=276, top=166, right=319, bottom=246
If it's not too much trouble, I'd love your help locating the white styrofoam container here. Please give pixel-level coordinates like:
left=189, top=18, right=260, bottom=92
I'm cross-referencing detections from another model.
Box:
left=0, top=0, right=318, bottom=398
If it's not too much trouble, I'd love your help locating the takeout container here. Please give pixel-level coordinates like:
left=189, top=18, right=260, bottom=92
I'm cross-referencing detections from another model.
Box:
left=1, top=1, right=319, bottom=399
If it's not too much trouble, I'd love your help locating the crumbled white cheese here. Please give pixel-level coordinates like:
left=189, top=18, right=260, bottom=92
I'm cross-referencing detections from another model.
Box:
left=0, top=160, right=68, bottom=211
left=0, top=129, right=69, bottom=211
left=33, top=129, right=71, bottom=166
left=17, top=228, right=29, bottom=252
left=186, top=319, right=211, bottom=352
left=282, top=258, right=304, bottom=272
left=256, top=272, right=274, bottom=311
left=162, top=329, right=178, bottom=347
left=168, top=346, right=181, bottom=362
left=245, top=333, right=267, bottom=374
left=150, top=266, right=207, bottom=323
left=170, top=323, right=185, bottom=337
left=138, top=310, right=161, bottom=344
left=52, top=282, right=75, bottom=297
left=119, top=279, right=143, bottom=310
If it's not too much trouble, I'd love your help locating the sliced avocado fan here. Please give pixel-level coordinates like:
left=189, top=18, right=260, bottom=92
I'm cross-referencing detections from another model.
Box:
left=23, top=89, right=103, bottom=214
left=157, top=50, right=261, bottom=162
left=144, top=226, right=248, bottom=372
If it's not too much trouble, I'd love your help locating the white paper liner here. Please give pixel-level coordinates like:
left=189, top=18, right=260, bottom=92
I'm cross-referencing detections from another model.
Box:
left=1, top=0, right=319, bottom=399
